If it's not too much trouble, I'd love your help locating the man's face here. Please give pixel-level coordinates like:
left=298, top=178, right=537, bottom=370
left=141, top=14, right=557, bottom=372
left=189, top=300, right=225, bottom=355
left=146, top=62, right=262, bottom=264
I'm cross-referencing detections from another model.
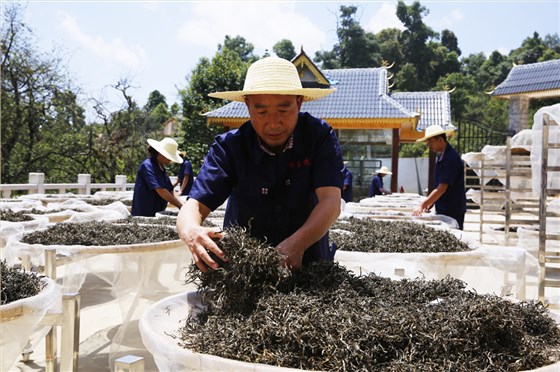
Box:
left=426, top=136, right=445, bottom=153
left=245, top=94, right=303, bottom=152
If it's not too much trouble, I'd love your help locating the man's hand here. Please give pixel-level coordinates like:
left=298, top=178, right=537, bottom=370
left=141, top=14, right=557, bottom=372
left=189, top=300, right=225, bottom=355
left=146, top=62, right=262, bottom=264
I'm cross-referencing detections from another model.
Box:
left=277, top=240, right=305, bottom=271
left=180, top=226, right=226, bottom=272
left=177, top=198, right=225, bottom=272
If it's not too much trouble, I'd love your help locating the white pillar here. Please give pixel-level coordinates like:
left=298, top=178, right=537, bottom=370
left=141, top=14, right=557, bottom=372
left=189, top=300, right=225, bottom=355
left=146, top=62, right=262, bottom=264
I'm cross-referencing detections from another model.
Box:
left=29, top=172, right=45, bottom=194
left=77, top=174, right=91, bottom=195
left=115, top=175, right=127, bottom=191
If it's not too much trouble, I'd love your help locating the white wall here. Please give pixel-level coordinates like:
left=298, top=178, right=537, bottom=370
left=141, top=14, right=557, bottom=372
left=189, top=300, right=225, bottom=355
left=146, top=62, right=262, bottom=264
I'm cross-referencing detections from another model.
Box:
left=370, top=157, right=430, bottom=195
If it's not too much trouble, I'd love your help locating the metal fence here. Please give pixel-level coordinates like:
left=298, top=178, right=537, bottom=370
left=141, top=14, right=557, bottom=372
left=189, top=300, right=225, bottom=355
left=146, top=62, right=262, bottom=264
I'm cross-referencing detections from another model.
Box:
left=456, top=120, right=515, bottom=154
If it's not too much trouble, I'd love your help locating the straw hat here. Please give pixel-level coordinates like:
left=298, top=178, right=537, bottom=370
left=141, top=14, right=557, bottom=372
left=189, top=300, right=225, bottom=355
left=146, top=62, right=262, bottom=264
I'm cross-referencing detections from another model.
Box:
left=376, top=166, right=392, bottom=175
left=147, top=138, right=183, bottom=164
left=208, top=57, right=335, bottom=102
left=416, top=125, right=456, bottom=142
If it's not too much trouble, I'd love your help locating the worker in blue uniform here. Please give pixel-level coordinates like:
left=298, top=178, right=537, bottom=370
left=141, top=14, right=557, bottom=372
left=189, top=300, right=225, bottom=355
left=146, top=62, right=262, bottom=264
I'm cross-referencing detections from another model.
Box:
left=341, top=165, right=353, bottom=203
left=175, top=151, right=194, bottom=196
left=368, top=166, right=392, bottom=197
left=131, top=137, right=184, bottom=217
left=412, top=125, right=467, bottom=230
left=177, top=57, right=344, bottom=272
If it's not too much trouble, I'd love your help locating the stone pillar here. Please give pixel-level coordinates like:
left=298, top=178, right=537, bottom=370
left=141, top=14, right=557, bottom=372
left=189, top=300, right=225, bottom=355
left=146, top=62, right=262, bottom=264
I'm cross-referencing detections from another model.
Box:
left=508, top=96, right=530, bottom=133
left=77, top=174, right=91, bottom=195
left=391, top=128, right=399, bottom=193
left=29, top=172, right=45, bottom=194
left=115, top=175, right=127, bottom=191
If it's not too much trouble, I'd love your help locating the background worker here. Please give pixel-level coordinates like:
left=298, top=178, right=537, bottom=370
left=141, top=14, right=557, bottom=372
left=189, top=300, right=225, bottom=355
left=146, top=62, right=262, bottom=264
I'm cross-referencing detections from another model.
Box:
left=341, top=165, right=353, bottom=203
left=368, top=166, right=392, bottom=197
left=131, top=137, right=184, bottom=216
left=412, top=125, right=467, bottom=230
left=175, top=150, right=194, bottom=196
left=176, top=56, right=344, bottom=272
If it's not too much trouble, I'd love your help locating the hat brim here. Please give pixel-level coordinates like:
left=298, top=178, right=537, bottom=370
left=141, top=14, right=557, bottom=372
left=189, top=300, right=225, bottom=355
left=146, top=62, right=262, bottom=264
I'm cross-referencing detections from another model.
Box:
left=208, top=88, right=335, bottom=102
left=376, top=171, right=392, bottom=175
left=416, top=129, right=455, bottom=142
left=147, top=139, right=183, bottom=164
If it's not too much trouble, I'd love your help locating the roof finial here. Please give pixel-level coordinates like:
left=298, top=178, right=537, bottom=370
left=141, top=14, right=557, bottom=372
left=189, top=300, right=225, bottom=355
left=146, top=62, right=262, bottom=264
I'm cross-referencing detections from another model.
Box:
left=381, top=60, right=395, bottom=69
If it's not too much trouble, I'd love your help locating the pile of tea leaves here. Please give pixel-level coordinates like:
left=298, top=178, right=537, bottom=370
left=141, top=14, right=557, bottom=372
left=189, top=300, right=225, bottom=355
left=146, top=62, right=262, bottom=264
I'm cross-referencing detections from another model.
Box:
left=21, top=221, right=178, bottom=246
left=330, top=217, right=471, bottom=253
left=185, top=225, right=292, bottom=317
left=114, top=216, right=216, bottom=228
left=0, top=209, right=34, bottom=222
left=84, top=198, right=132, bottom=206
left=1, top=260, right=45, bottom=305
left=178, top=226, right=560, bottom=371
left=114, top=216, right=178, bottom=226
left=14, top=208, right=72, bottom=215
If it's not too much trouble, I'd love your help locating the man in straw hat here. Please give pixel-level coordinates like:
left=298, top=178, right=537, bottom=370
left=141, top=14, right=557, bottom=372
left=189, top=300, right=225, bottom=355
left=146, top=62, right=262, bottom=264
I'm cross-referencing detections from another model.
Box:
left=131, top=137, right=185, bottom=216
left=177, top=56, right=344, bottom=272
left=412, top=125, right=466, bottom=230
left=368, top=166, right=392, bottom=197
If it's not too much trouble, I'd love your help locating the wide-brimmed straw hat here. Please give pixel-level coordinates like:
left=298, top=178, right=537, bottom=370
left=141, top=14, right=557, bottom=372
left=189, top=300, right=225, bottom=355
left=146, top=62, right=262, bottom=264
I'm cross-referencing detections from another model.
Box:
left=416, top=125, right=456, bottom=142
left=376, top=166, right=392, bottom=175
left=208, top=57, right=335, bottom=102
left=147, top=138, right=183, bottom=164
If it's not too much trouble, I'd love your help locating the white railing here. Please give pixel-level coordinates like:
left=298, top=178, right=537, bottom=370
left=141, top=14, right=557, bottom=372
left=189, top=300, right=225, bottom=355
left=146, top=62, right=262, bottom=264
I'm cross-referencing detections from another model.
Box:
left=0, top=173, right=136, bottom=198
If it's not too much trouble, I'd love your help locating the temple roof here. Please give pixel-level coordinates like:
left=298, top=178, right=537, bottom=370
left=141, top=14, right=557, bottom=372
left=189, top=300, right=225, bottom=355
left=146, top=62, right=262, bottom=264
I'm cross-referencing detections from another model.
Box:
left=204, top=67, right=419, bottom=128
left=391, top=91, right=455, bottom=131
left=490, top=59, right=560, bottom=99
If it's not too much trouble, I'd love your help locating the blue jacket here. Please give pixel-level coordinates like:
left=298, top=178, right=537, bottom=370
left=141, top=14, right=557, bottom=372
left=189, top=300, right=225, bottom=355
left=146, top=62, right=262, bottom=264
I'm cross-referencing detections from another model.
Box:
left=189, top=112, right=344, bottom=264
left=131, top=156, right=173, bottom=216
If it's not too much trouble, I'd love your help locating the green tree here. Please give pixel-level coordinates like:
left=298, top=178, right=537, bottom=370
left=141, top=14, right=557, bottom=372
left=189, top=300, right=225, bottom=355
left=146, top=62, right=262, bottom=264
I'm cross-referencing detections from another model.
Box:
left=441, top=29, right=461, bottom=56
left=314, top=5, right=381, bottom=69
left=376, top=28, right=405, bottom=74
left=144, top=90, right=171, bottom=128
left=144, top=90, right=167, bottom=112
left=273, top=39, right=296, bottom=60
left=179, top=46, right=249, bottom=171
left=86, top=79, right=160, bottom=182
left=396, top=0, right=438, bottom=89
left=1, top=3, right=88, bottom=183
left=427, top=41, right=461, bottom=85
left=509, top=32, right=547, bottom=64
left=394, top=63, right=420, bottom=91
left=218, top=35, right=258, bottom=63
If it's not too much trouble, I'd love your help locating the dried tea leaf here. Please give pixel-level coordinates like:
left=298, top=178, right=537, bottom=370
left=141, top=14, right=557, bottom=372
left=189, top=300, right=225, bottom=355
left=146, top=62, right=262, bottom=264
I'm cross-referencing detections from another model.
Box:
left=331, top=218, right=472, bottom=253
left=179, top=227, right=560, bottom=372
left=1, top=260, right=45, bottom=305
left=21, top=221, right=178, bottom=246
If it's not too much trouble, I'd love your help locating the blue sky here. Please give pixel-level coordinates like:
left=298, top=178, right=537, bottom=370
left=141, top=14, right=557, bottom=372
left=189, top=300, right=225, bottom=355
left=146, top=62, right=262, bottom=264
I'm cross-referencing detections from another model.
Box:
left=15, top=0, right=560, bottom=121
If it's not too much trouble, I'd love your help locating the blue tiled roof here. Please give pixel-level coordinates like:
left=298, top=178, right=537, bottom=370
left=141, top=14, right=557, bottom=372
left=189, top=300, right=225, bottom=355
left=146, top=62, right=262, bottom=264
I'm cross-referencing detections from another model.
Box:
left=303, top=68, right=415, bottom=119
left=491, top=59, right=560, bottom=96
left=391, top=91, right=454, bottom=131
left=204, top=68, right=417, bottom=120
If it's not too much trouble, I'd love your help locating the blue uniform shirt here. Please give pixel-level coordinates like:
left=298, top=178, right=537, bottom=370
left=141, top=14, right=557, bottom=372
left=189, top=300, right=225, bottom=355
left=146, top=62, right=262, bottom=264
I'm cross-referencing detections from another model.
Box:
left=434, top=143, right=467, bottom=225
left=131, top=156, right=173, bottom=216
left=189, top=112, right=344, bottom=264
left=368, top=174, right=384, bottom=197
left=177, top=158, right=194, bottom=196
left=342, top=167, right=353, bottom=203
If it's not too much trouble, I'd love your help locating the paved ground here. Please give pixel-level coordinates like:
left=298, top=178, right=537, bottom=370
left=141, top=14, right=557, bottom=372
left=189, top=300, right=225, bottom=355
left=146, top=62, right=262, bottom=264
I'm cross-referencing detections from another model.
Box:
left=9, top=208, right=559, bottom=372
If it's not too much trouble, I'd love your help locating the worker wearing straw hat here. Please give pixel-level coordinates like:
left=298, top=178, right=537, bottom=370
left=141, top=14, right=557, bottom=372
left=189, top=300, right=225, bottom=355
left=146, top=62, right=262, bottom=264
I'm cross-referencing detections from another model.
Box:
left=412, top=125, right=466, bottom=230
left=368, top=166, right=392, bottom=197
left=131, top=137, right=184, bottom=216
left=177, top=56, right=344, bottom=272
